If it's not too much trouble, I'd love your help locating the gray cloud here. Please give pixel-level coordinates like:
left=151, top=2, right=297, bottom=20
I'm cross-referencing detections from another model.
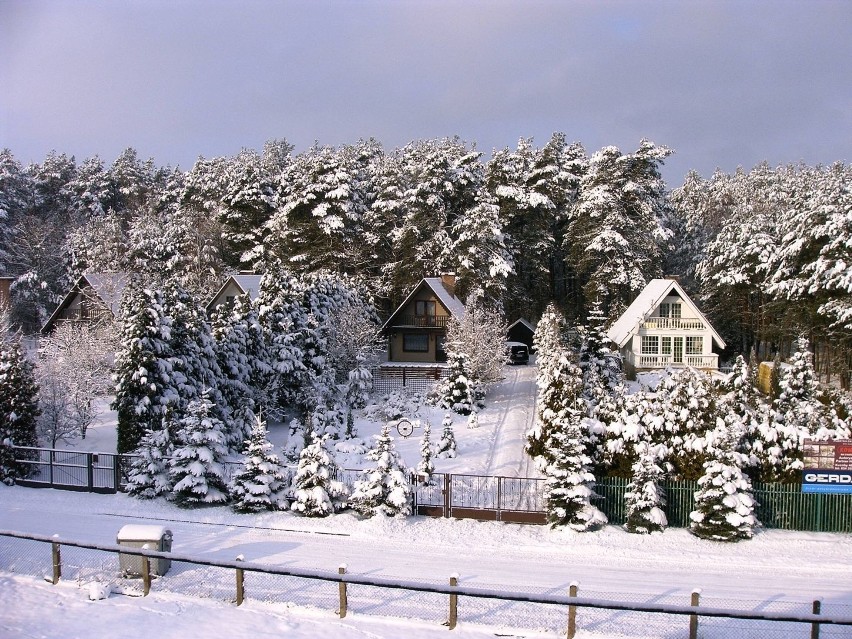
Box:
left=1, top=0, right=849, bottom=185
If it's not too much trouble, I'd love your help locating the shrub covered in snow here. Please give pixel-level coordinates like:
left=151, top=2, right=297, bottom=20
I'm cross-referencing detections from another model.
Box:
left=290, top=432, right=348, bottom=517
left=624, top=444, right=668, bottom=534
left=231, top=413, right=290, bottom=513
left=415, top=421, right=435, bottom=485
left=436, top=351, right=477, bottom=415
left=436, top=414, right=457, bottom=459
left=350, top=424, right=412, bottom=517
left=689, top=430, right=759, bottom=542
left=168, top=393, right=230, bottom=508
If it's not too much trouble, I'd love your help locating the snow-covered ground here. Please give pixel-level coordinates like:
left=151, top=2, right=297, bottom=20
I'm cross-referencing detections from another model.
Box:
left=3, top=362, right=851, bottom=638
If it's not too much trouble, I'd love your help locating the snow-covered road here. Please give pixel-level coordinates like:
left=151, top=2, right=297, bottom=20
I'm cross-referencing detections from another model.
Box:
left=480, top=361, right=540, bottom=478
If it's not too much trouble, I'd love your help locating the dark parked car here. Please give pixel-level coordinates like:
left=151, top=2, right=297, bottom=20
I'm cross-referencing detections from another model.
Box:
left=506, top=341, right=530, bottom=365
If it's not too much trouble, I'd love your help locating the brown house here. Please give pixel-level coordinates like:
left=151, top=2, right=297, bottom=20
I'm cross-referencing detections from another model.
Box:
left=41, top=272, right=129, bottom=333
left=380, top=274, right=465, bottom=363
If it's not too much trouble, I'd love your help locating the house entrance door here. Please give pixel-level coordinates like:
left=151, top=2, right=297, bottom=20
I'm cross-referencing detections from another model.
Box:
left=673, top=337, right=684, bottom=364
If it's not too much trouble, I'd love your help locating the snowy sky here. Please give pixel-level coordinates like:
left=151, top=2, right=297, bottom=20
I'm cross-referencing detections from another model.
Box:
left=1, top=0, right=850, bottom=186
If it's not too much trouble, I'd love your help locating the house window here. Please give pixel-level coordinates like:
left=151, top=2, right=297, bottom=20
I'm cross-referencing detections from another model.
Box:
left=403, top=333, right=429, bottom=352
left=661, top=336, right=672, bottom=355
left=225, top=295, right=236, bottom=308
left=686, top=336, right=703, bottom=355
left=415, top=300, right=436, bottom=317
left=660, top=302, right=682, bottom=318
left=641, top=336, right=659, bottom=354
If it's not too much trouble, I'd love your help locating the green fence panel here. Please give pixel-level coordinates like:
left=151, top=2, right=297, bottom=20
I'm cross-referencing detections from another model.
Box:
left=595, top=477, right=852, bottom=533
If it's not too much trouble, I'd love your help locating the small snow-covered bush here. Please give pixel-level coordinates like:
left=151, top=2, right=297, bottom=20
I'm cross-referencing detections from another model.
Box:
left=624, top=445, right=667, bottom=534
left=231, top=414, right=290, bottom=513
left=290, top=433, right=348, bottom=517
left=436, top=414, right=457, bottom=459
left=350, top=424, right=412, bottom=517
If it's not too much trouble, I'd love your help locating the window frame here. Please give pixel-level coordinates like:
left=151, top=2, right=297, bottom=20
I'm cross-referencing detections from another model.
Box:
left=402, top=333, right=429, bottom=352
left=686, top=336, right=703, bottom=355
left=641, top=335, right=659, bottom=355
left=414, top=300, right=436, bottom=317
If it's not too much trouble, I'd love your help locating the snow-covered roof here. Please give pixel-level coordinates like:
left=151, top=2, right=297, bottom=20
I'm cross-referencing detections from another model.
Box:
left=231, top=274, right=263, bottom=300
left=380, top=277, right=465, bottom=333
left=206, top=273, right=264, bottom=311
left=606, top=278, right=726, bottom=349
left=508, top=318, right=535, bottom=332
left=422, top=277, right=465, bottom=318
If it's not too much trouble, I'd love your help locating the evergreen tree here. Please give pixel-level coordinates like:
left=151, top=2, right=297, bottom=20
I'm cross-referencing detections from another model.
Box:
left=543, top=410, right=607, bottom=531
left=231, top=413, right=289, bottom=513
left=350, top=424, right=412, bottom=517
left=529, top=350, right=583, bottom=463
left=0, top=338, right=40, bottom=484
left=624, top=444, right=668, bottom=534
left=290, top=432, right=348, bottom=517
left=169, top=393, right=230, bottom=507
left=437, top=352, right=476, bottom=415
left=689, top=430, right=759, bottom=542
left=112, top=279, right=177, bottom=454
left=126, top=418, right=174, bottom=499
left=436, top=414, right=457, bottom=459
left=416, top=421, right=435, bottom=485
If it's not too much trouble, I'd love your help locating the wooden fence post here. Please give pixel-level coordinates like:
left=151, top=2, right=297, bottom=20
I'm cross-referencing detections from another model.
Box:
left=86, top=452, right=94, bottom=491
left=51, top=536, right=61, bottom=585
left=448, top=573, right=459, bottom=630
left=141, top=544, right=151, bottom=596
left=811, top=599, right=821, bottom=639
left=235, top=555, right=245, bottom=606
left=443, top=473, right=451, bottom=519
left=567, top=581, right=579, bottom=639
left=689, top=589, right=701, bottom=639
left=338, top=564, right=348, bottom=618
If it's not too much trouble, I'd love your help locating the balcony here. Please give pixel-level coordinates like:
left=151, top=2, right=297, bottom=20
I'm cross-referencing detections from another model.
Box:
left=393, top=315, right=449, bottom=328
left=628, top=352, right=719, bottom=370
left=59, top=307, right=112, bottom=323
left=640, top=317, right=705, bottom=331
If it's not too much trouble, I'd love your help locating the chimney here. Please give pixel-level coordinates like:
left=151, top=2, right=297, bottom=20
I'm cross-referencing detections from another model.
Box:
left=440, top=272, right=457, bottom=297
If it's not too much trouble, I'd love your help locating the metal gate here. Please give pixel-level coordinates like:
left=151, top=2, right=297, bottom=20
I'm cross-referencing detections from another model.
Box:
left=415, top=473, right=547, bottom=524
left=13, top=447, right=121, bottom=494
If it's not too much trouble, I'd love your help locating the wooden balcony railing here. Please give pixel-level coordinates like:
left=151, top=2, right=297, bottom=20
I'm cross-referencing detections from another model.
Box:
left=393, top=315, right=449, bottom=328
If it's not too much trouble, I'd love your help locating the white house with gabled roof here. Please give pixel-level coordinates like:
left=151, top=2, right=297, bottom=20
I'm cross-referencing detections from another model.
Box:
left=606, top=278, right=726, bottom=378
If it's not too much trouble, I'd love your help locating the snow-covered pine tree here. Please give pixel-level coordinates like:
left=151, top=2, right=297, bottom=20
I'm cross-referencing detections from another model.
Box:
left=231, top=413, right=289, bottom=513
left=289, top=432, right=348, bottom=517
left=655, top=368, right=721, bottom=480
left=533, top=302, right=566, bottom=376
left=211, top=293, right=271, bottom=448
left=255, top=266, right=308, bottom=414
left=126, top=418, right=174, bottom=499
left=774, top=336, right=835, bottom=438
left=529, top=349, right=583, bottom=464
left=437, top=351, right=476, bottom=415
left=624, top=444, right=668, bottom=534
left=345, top=357, right=373, bottom=411
left=112, top=279, right=177, bottom=455
left=350, top=423, right=413, bottom=517
left=436, top=414, right=457, bottom=459
left=169, top=392, right=230, bottom=508
left=0, top=337, right=40, bottom=484
left=542, top=401, right=607, bottom=531
left=416, top=421, right=435, bottom=485
left=689, top=429, right=759, bottom=542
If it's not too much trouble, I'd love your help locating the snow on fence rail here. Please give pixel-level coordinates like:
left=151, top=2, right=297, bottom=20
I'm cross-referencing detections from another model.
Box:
left=2, top=529, right=851, bottom=639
